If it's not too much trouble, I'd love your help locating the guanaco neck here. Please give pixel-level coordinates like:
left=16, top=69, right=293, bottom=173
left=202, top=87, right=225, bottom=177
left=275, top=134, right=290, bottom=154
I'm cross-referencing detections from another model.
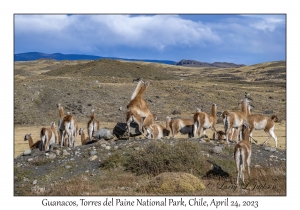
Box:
left=244, top=127, right=251, bottom=144
left=90, top=110, right=95, bottom=120
left=58, top=105, right=65, bottom=118
left=135, top=81, right=148, bottom=99
left=28, top=136, right=34, bottom=148
left=211, top=104, right=217, bottom=117
left=241, top=100, right=248, bottom=116
left=131, top=80, right=144, bottom=100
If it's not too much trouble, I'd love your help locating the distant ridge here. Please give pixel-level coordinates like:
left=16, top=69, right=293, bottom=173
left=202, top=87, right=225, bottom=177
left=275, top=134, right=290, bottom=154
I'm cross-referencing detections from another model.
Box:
left=175, top=59, right=246, bottom=68
left=14, top=52, right=246, bottom=67
left=14, top=52, right=176, bottom=65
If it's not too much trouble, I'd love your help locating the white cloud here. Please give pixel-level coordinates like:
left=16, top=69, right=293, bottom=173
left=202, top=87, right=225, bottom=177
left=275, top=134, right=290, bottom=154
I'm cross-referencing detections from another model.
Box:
left=14, top=14, right=222, bottom=53
left=241, top=15, right=285, bottom=32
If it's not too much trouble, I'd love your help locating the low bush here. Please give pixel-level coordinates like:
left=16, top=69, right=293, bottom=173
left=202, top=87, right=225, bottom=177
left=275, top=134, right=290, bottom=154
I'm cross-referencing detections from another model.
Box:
left=124, top=140, right=210, bottom=177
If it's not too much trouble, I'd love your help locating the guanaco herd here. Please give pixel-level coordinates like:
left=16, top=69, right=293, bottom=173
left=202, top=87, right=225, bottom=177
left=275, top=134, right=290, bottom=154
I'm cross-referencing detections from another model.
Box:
left=23, top=79, right=279, bottom=185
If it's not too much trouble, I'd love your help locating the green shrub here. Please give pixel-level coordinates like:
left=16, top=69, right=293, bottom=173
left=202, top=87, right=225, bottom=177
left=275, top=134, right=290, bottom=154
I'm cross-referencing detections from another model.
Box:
left=125, top=140, right=209, bottom=177
left=100, top=152, right=126, bottom=169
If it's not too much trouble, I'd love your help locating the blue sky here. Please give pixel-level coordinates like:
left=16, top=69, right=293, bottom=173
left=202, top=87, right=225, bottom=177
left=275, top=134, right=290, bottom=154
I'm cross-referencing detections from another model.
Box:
left=14, top=14, right=285, bottom=65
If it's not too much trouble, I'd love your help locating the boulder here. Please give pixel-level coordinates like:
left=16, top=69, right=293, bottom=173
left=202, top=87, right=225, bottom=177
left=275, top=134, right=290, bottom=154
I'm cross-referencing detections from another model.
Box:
left=112, top=122, right=142, bottom=138
left=212, top=146, right=223, bottom=154
left=93, top=128, right=115, bottom=140
left=23, top=149, right=31, bottom=156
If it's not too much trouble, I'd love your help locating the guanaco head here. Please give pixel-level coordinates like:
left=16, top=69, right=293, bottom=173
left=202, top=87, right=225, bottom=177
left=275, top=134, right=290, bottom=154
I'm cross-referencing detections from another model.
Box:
left=241, top=123, right=252, bottom=141
left=152, top=113, right=157, bottom=121
left=271, top=115, right=279, bottom=122
left=24, top=133, right=31, bottom=141
left=79, top=128, right=84, bottom=135
left=196, top=107, right=202, bottom=112
left=133, top=77, right=142, bottom=83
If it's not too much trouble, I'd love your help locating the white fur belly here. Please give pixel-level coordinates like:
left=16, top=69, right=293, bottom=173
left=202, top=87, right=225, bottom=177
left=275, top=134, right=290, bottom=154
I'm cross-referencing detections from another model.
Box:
left=203, top=118, right=211, bottom=129
left=254, top=120, right=267, bottom=130
left=137, top=110, right=147, bottom=117
left=49, top=135, right=56, bottom=144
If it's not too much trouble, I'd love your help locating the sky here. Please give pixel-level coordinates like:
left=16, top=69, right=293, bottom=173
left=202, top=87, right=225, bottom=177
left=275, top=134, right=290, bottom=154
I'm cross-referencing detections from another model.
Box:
left=14, top=14, right=286, bottom=65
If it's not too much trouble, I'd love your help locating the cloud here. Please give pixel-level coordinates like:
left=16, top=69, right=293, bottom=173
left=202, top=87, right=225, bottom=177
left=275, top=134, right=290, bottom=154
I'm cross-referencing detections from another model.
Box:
left=241, top=15, right=285, bottom=32
left=15, top=14, right=221, bottom=53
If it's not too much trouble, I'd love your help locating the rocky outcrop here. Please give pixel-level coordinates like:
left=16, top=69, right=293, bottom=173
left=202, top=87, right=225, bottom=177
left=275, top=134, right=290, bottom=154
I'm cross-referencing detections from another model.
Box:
left=175, top=59, right=245, bottom=68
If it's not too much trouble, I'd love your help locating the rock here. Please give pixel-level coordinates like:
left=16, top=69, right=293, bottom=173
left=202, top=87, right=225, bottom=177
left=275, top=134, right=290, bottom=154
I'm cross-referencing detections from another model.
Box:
left=89, top=151, right=97, bottom=156
left=89, top=155, right=98, bottom=161
left=23, top=149, right=31, bottom=156
left=48, top=153, right=57, bottom=159
left=202, top=137, right=210, bottom=142
left=212, top=146, right=222, bottom=154
left=105, top=146, right=111, bottom=150
left=264, top=110, right=274, bottom=114
left=264, top=147, right=277, bottom=152
left=93, top=129, right=114, bottom=140
left=171, top=110, right=181, bottom=115
left=55, top=150, right=62, bottom=156
left=33, top=180, right=37, bottom=185
left=113, top=122, right=142, bottom=138
left=65, top=165, right=72, bottom=169
left=27, top=158, right=33, bottom=162
left=270, top=155, right=278, bottom=159
left=63, top=150, right=70, bottom=156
